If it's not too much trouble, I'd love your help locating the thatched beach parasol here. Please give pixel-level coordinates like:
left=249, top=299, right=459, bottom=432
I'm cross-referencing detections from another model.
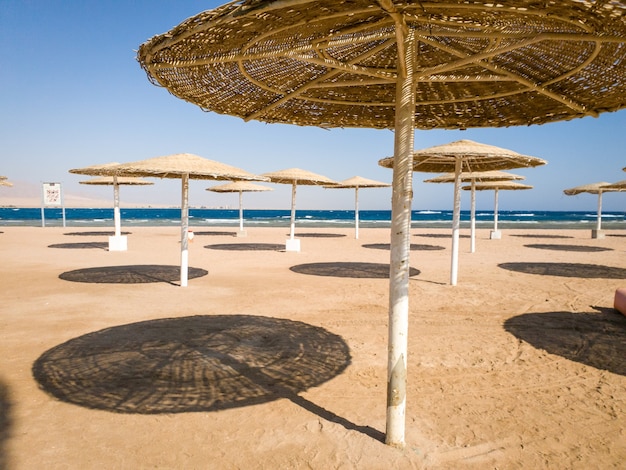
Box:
left=207, top=181, right=273, bottom=235
left=324, top=176, right=391, bottom=239
left=73, top=154, right=267, bottom=286
left=564, top=182, right=623, bottom=238
left=261, top=168, right=338, bottom=251
left=462, top=181, right=534, bottom=236
left=425, top=170, right=525, bottom=252
left=380, top=140, right=546, bottom=285
left=136, top=1, right=626, bottom=447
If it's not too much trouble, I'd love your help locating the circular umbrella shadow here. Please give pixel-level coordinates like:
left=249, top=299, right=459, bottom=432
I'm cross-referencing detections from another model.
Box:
left=290, top=262, right=420, bottom=279
left=49, top=242, right=109, bottom=250
left=510, top=234, right=573, bottom=239
left=414, top=233, right=470, bottom=239
left=498, top=262, right=626, bottom=279
left=293, top=233, right=346, bottom=238
left=193, top=231, right=237, bottom=237
left=64, top=231, right=131, bottom=236
left=524, top=244, right=613, bottom=252
left=32, top=315, right=351, bottom=414
left=59, top=265, right=208, bottom=284
left=205, top=243, right=285, bottom=251
left=504, top=311, right=626, bottom=376
left=362, top=243, right=445, bottom=251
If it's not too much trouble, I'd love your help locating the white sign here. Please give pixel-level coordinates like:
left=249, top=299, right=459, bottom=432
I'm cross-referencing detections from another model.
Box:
left=42, top=182, right=63, bottom=207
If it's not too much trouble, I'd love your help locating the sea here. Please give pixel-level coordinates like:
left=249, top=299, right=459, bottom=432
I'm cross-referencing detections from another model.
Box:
left=1, top=207, right=625, bottom=230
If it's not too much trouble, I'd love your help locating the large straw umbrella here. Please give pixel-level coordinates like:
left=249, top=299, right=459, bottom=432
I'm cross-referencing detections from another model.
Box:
left=324, top=176, right=391, bottom=239
left=207, top=181, right=273, bottom=236
left=462, top=181, right=534, bottom=235
left=563, top=182, right=622, bottom=238
left=73, top=154, right=267, bottom=287
left=78, top=175, right=154, bottom=250
left=136, top=1, right=626, bottom=447
left=425, top=170, right=525, bottom=252
left=261, top=168, right=338, bottom=251
left=380, top=140, right=546, bottom=285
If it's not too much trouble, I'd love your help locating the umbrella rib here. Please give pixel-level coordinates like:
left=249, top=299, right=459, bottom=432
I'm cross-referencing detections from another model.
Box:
left=241, top=38, right=398, bottom=122
left=416, top=34, right=593, bottom=115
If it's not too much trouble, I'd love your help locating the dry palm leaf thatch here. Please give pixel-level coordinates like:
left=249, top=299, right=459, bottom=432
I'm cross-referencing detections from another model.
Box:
left=79, top=176, right=154, bottom=186
left=138, top=1, right=626, bottom=131
left=207, top=181, right=273, bottom=193
left=326, top=176, right=390, bottom=189
left=563, top=182, right=617, bottom=195
left=261, top=168, right=337, bottom=186
left=462, top=181, right=533, bottom=191
left=602, top=179, right=626, bottom=189
left=379, top=140, right=547, bottom=173
left=424, top=170, right=524, bottom=184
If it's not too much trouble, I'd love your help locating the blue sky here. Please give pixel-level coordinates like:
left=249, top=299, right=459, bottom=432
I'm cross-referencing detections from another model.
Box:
left=1, top=1, right=625, bottom=212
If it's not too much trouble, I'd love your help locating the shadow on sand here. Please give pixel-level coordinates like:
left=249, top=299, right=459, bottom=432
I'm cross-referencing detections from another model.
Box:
left=292, top=233, right=346, bottom=238
left=48, top=242, right=109, bottom=250
left=498, top=262, right=626, bottom=279
left=510, top=234, right=574, bottom=239
left=414, top=233, right=469, bottom=239
left=504, top=310, right=626, bottom=376
left=193, top=230, right=238, bottom=237
left=59, top=265, right=208, bottom=285
left=0, top=380, right=11, bottom=470
left=524, top=244, right=613, bottom=252
left=362, top=243, right=445, bottom=251
left=31, top=315, right=383, bottom=441
left=290, top=262, right=419, bottom=279
left=64, top=231, right=131, bottom=236
left=205, top=243, right=285, bottom=251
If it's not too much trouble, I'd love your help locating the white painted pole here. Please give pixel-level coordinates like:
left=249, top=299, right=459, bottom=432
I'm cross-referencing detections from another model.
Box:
left=289, top=182, right=297, bottom=240
left=386, top=27, right=416, bottom=449
left=493, top=189, right=500, bottom=232
left=113, top=176, right=121, bottom=237
left=596, top=191, right=603, bottom=232
left=470, top=180, right=476, bottom=253
left=450, top=158, right=462, bottom=286
left=180, top=173, right=189, bottom=287
left=354, top=187, right=360, bottom=239
left=239, top=190, right=245, bottom=232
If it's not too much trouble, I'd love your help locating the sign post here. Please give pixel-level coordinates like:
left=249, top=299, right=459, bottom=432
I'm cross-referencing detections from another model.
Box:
left=41, top=182, right=65, bottom=227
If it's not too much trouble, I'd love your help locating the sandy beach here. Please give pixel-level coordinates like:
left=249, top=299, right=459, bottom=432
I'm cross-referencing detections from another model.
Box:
left=1, top=225, right=624, bottom=469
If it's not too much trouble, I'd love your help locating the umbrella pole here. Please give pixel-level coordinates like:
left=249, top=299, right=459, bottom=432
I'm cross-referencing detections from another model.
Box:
left=386, top=26, right=416, bottom=449
left=470, top=181, right=476, bottom=253
left=596, top=191, right=603, bottom=232
left=354, top=187, right=360, bottom=239
left=450, top=158, right=462, bottom=286
left=290, top=182, right=297, bottom=240
left=180, top=173, right=189, bottom=287
left=113, top=177, right=121, bottom=237
left=239, top=190, right=244, bottom=232
left=493, top=189, right=499, bottom=232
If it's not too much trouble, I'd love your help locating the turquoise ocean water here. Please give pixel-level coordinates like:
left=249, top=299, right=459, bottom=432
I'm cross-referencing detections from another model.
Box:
left=1, top=207, right=625, bottom=230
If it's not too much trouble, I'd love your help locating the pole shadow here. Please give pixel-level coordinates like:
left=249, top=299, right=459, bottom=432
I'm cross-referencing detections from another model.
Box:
left=524, top=244, right=613, bottom=252
left=290, top=262, right=419, bottom=279
left=205, top=243, right=285, bottom=251
left=31, top=315, right=381, bottom=440
left=59, top=265, right=208, bottom=285
left=362, top=243, right=445, bottom=251
left=498, top=262, right=626, bottom=279
left=48, top=242, right=109, bottom=250
left=504, top=310, right=626, bottom=376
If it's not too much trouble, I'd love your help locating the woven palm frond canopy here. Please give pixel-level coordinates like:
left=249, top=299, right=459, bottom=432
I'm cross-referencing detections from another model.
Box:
left=138, top=0, right=626, bottom=130
left=424, top=170, right=524, bottom=184
left=136, top=0, right=626, bottom=448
